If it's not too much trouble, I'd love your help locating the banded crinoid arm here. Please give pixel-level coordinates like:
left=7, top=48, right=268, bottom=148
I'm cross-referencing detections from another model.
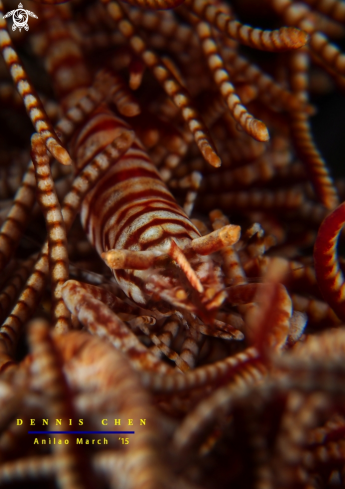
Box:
left=61, top=280, right=173, bottom=373
left=147, top=315, right=183, bottom=358
left=102, top=0, right=221, bottom=168
left=197, top=187, right=305, bottom=214
left=31, top=0, right=183, bottom=6
left=38, top=8, right=140, bottom=118
left=103, top=70, right=141, bottom=117
left=274, top=329, right=345, bottom=398
left=126, top=7, right=199, bottom=54
left=181, top=134, right=267, bottom=173
left=0, top=329, right=169, bottom=488
left=31, top=134, right=70, bottom=333
left=37, top=4, right=93, bottom=112
left=0, top=69, right=122, bottom=276
left=119, top=0, right=185, bottom=8
left=244, top=281, right=292, bottom=355
left=56, top=68, right=140, bottom=144
left=302, top=421, right=345, bottom=476
left=134, top=115, right=190, bottom=187
left=0, top=150, right=29, bottom=197
left=226, top=258, right=293, bottom=355
left=168, top=171, right=202, bottom=216
left=274, top=257, right=318, bottom=293
left=0, top=451, right=168, bottom=489
left=280, top=327, right=345, bottom=366
left=194, top=19, right=269, bottom=142
left=220, top=46, right=312, bottom=114
left=56, top=331, right=169, bottom=489
left=0, top=131, right=134, bottom=371
left=314, top=202, right=345, bottom=322
left=209, top=210, right=247, bottom=285
left=35, top=1, right=140, bottom=119
left=272, top=391, right=335, bottom=488
left=140, top=346, right=262, bottom=393
left=173, top=366, right=267, bottom=453
left=150, top=316, right=242, bottom=374
left=302, top=0, right=345, bottom=23
left=289, top=50, right=339, bottom=210
left=0, top=73, right=135, bottom=334
left=200, top=149, right=291, bottom=194
left=27, top=320, right=90, bottom=489
left=272, top=0, right=345, bottom=77
left=0, top=0, right=71, bottom=165
left=173, top=316, right=203, bottom=370
left=0, top=455, right=60, bottom=486
left=0, top=162, right=36, bottom=273
left=0, top=254, right=38, bottom=324
left=124, top=311, right=211, bottom=374
left=291, top=293, right=342, bottom=327
left=184, top=0, right=308, bottom=51
left=274, top=384, right=344, bottom=487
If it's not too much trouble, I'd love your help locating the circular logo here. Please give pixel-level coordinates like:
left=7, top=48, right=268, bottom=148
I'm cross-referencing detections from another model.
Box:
left=13, top=8, right=29, bottom=31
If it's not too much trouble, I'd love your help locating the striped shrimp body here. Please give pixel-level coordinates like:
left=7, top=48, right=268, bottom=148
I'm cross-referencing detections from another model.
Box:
left=72, top=105, right=241, bottom=317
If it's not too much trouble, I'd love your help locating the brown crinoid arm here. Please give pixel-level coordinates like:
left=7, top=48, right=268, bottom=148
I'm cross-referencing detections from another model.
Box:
left=273, top=391, right=335, bottom=488
left=39, top=5, right=93, bottom=112
left=31, top=134, right=70, bottom=333
left=126, top=7, right=200, bottom=55
left=0, top=254, right=38, bottom=324
left=173, top=369, right=266, bottom=453
left=292, top=293, right=342, bottom=328
left=221, top=48, right=310, bottom=114
left=0, top=132, right=134, bottom=369
left=122, top=0, right=185, bottom=9
left=0, top=162, right=36, bottom=273
left=184, top=0, right=308, bottom=51
left=29, top=0, right=69, bottom=4
left=227, top=258, right=292, bottom=356
left=302, top=0, right=345, bottom=24
left=209, top=209, right=247, bottom=285
left=199, top=187, right=305, bottom=214
left=141, top=346, right=261, bottom=394
left=0, top=0, right=71, bottom=165
left=61, top=280, right=172, bottom=374
left=195, top=20, right=269, bottom=142
left=103, top=0, right=221, bottom=168
left=32, top=0, right=184, bottom=5
left=28, top=320, right=91, bottom=489
left=0, top=71, right=122, bottom=276
left=289, top=51, right=339, bottom=210
left=273, top=0, right=345, bottom=76
left=0, top=455, right=60, bottom=486
left=314, top=202, right=345, bottom=322
left=56, top=68, right=139, bottom=142
left=57, top=331, right=169, bottom=489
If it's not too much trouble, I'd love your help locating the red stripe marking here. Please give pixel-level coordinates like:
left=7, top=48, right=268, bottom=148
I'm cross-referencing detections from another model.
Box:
left=107, top=203, right=190, bottom=248
left=122, top=217, right=199, bottom=250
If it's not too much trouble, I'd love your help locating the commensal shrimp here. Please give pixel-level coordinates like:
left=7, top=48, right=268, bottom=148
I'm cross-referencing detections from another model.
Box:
left=68, top=104, right=241, bottom=319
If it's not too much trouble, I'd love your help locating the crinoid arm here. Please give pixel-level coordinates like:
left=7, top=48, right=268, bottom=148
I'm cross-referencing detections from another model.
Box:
left=2, top=0, right=345, bottom=487
left=314, top=202, right=345, bottom=322
left=122, top=0, right=185, bottom=9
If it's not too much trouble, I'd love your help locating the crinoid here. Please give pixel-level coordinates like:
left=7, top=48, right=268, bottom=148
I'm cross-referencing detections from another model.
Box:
left=0, top=0, right=345, bottom=488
